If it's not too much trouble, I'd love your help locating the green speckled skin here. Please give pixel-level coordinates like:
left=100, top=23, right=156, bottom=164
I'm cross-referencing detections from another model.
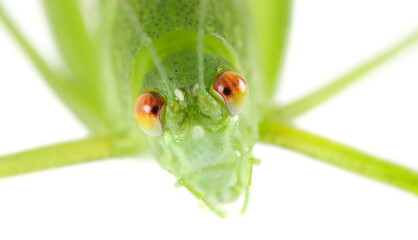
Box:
left=113, top=0, right=254, bottom=97
left=141, top=51, right=233, bottom=94
left=113, top=0, right=261, bottom=215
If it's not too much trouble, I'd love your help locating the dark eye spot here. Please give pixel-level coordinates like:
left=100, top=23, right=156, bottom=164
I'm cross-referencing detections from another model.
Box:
left=223, top=87, right=231, bottom=95
left=151, top=106, right=159, bottom=115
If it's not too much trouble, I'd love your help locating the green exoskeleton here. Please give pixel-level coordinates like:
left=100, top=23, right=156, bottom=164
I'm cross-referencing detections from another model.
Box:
left=113, top=0, right=280, bottom=213
left=0, top=0, right=418, bottom=217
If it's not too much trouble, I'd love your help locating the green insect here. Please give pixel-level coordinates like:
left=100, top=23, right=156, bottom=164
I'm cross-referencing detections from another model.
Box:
left=0, top=0, right=417, bottom=218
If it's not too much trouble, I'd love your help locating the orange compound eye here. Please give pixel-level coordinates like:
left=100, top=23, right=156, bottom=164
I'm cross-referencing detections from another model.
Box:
left=212, top=71, right=248, bottom=115
left=134, top=91, right=166, bottom=136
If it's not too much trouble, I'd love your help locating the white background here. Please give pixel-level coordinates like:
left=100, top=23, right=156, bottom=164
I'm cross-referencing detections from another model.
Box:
left=1, top=1, right=418, bottom=239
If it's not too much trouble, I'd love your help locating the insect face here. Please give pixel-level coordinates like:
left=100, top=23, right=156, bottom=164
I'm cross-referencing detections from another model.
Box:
left=133, top=51, right=258, bottom=214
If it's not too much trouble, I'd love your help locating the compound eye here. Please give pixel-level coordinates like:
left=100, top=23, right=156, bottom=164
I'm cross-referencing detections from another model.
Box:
left=212, top=71, right=248, bottom=115
left=134, top=91, right=165, bottom=136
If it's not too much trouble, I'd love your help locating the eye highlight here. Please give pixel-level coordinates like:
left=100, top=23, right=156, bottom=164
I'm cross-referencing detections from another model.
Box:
left=212, top=71, right=248, bottom=115
left=134, top=91, right=166, bottom=136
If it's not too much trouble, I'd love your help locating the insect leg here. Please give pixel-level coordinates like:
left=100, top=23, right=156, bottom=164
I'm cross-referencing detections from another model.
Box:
left=259, top=121, right=418, bottom=196
left=272, top=30, right=418, bottom=121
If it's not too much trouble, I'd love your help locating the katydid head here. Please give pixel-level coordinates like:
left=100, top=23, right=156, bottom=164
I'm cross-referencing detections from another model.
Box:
left=133, top=51, right=258, bottom=215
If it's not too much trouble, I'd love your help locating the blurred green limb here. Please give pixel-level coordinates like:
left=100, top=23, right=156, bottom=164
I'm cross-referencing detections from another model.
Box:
left=0, top=3, right=102, bottom=133
left=42, top=0, right=126, bottom=134
left=0, top=136, right=144, bottom=178
left=273, top=30, right=418, bottom=121
left=261, top=30, right=418, bottom=196
left=250, top=0, right=291, bottom=99
left=0, top=1, right=144, bottom=177
left=0, top=1, right=125, bottom=134
left=259, top=122, right=418, bottom=196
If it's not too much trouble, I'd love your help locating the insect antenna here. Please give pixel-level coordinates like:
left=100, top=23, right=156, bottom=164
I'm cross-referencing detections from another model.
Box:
left=197, top=0, right=208, bottom=96
left=119, top=0, right=174, bottom=99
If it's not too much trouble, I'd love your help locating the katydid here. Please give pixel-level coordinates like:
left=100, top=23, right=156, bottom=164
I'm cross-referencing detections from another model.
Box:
left=0, top=0, right=417, bottom=218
